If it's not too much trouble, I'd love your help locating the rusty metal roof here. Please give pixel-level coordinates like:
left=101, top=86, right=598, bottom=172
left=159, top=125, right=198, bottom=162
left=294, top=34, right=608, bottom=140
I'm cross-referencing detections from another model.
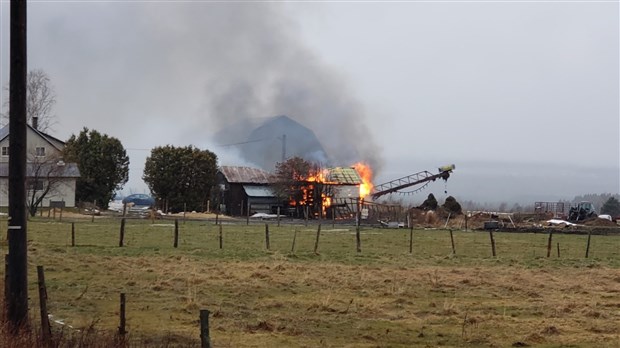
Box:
left=219, top=166, right=273, bottom=184
left=326, top=167, right=361, bottom=185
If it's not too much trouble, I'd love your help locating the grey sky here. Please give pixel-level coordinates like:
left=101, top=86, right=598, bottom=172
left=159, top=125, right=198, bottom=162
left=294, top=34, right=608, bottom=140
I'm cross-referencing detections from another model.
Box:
left=0, top=1, right=618, bottom=204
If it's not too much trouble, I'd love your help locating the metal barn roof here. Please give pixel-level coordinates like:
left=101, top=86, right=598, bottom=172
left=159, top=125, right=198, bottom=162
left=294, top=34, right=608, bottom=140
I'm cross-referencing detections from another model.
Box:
left=219, top=166, right=273, bottom=184
left=326, top=167, right=361, bottom=185
left=243, top=185, right=276, bottom=198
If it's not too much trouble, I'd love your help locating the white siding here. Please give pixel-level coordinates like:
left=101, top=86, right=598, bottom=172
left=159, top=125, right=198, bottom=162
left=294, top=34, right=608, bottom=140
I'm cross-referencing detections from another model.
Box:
left=0, top=126, right=78, bottom=207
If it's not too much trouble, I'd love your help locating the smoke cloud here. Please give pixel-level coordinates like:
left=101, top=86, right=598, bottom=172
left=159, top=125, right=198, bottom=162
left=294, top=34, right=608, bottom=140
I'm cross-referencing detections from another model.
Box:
left=185, top=4, right=383, bottom=170
left=1, top=2, right=385, bottom=182
left=7, top=2, right=383, bottom=173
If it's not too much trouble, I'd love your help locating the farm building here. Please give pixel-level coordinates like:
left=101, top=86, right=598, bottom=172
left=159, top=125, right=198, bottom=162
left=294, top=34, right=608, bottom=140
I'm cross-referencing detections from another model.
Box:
left=0, top=118, right=80, bottom=208
left=216, top=166, right=281, bottom=216
left=215, top=115, right=329, bottom=171
left=303, top=166, right=363, bottom=219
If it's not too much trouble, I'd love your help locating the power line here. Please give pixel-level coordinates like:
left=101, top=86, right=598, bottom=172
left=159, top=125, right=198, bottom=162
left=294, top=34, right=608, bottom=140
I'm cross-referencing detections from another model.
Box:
left=216, top=138, right=269, bottom=147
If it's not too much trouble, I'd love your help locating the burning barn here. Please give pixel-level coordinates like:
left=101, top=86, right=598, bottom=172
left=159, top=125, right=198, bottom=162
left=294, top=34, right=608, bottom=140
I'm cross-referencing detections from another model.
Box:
left=285, top=165, right=372, bottom=219
left=216, top=166, right=280, bottom=216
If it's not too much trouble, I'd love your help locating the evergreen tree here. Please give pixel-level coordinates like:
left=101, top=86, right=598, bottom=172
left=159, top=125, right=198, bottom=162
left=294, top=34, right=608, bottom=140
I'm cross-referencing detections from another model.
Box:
left=64, top=128, right=129, bottom=209
left=600, top=197, right=620, bottom=216
left=143, top=145, right=217, bottom=213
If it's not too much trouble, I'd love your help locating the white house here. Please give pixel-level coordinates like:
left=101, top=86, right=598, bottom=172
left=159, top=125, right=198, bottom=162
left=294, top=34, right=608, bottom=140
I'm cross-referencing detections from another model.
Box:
left=0, top=118, right=80, bottom=208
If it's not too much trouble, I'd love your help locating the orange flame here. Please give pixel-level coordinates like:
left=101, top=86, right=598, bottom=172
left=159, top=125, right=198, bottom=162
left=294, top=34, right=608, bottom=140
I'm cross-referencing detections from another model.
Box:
left=353, top=162, right=374, bottom=199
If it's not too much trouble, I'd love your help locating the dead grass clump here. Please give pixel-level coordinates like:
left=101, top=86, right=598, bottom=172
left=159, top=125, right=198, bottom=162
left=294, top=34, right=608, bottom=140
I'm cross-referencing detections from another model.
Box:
left=361, top=334, right=376, bottom=341
left=587, top=324, right=619, bottom=334
left=245, top=320, right=275, bottom=333
left=249, top=272, right=270, bottom=280
left=541, top=325, right=561, bottom=335
left=523, top=332, right=545, bottom=344
left=306, top=303, right=338, bottom=313
left=583, top=310, right=605, bottom=319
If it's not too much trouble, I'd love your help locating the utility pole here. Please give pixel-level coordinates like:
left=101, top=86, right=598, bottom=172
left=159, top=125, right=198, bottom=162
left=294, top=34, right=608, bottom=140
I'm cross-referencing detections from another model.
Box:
left=6, top=0, right=29, bottom=330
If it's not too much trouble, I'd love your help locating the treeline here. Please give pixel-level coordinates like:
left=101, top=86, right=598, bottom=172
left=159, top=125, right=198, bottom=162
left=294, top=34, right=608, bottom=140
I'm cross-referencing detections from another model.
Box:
left=415, top=193, right=620, bottom=214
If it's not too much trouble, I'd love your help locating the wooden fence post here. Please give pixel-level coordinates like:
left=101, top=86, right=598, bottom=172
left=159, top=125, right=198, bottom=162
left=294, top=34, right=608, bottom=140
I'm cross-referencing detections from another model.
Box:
left=489, top=230, right=496, bottom=257
left=219, top=224, right=223, bottom=249
left=356, top=226, right=361, bottom=253
left=546, top=231, right=553, bottom=258
left=585, top=231, right=592, bottom=258
left=246, top=202, right=250, bottom=225
left=291, top=229, right=297, bottom=253
left=277, top=207, right=281, bottom=227
left=265, top=224, right=270, bottom=250
left=356, top=200, right=361, bottom=253
left=37, top=266, right=51, bottom=346
left=119, top=293, right=127, bottom=337
left=444, top=213, right=451, bottom=229
left=215, top=212, right=219, bottom=225
left=314, top=224, right=321, bottom=254
left=200, top=309, right=212, bottom=348
left=449, top=229, right=455, bottom=255
left=119, top=218, right=126, bottom=247
left=305, top=205, right=309, bottom=226
left=71, top=222, right=75, bottom=247
left=4, top=255, right=9, bottom=302
left=174, top=219, right=179, bottom=248
left=556, top=242, right=560, bottom=258
left=409, top=224, right=413, bottom=254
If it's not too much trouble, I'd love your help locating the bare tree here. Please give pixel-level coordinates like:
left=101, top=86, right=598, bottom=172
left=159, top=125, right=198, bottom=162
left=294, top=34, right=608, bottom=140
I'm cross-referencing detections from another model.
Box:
left=25, top=150, right=66, bottom=217
left=2, top=69, right=57, bottom=132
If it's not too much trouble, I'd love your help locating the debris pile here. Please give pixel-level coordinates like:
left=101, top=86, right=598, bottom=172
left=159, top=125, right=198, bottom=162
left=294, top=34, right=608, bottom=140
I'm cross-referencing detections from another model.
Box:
left=418, top=193, right=438, bottom=211
left=442, top=196, right=462, bottom=215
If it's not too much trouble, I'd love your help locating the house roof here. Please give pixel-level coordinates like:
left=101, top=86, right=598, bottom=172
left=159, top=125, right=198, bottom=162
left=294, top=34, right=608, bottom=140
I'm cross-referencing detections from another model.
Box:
left=325, top=167, right=362, bottom=185
left=219, top=166, right=273, bottom=184
left=0, top=162, right=80, bottom=178
left=0, top=124, right=65, bottom=152
left=243, top=185, right=276, bottom=198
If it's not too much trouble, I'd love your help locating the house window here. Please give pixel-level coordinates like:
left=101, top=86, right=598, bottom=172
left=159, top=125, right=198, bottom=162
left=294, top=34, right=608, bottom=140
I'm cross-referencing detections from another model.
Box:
left=28, top=180, right=44, bottom=191
left=1, top=146, right=8, bottom=156
left=35, top=147, right=45, bottom=157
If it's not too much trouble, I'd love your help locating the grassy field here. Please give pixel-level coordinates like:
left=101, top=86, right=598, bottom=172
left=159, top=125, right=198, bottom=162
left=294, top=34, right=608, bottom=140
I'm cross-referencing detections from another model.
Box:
left=1, top=216, right=619, bottom=347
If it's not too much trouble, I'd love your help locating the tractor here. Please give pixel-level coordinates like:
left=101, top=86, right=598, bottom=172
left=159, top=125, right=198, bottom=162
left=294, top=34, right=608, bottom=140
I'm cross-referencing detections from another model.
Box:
left=567, top=201, right=597, bottom=222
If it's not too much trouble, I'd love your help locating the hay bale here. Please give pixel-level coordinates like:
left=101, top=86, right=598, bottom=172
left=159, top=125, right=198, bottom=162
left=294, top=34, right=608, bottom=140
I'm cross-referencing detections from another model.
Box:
left=442, top=196, right=462, bottom=215
left=419, top=193, right=438, bottom=211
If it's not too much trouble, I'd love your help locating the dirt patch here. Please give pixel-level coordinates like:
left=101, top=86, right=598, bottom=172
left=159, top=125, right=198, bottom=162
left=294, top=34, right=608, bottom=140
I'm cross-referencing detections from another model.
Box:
left=166, top=211, right=233, bottom=220
left=584, top=218, right=618, bottom=227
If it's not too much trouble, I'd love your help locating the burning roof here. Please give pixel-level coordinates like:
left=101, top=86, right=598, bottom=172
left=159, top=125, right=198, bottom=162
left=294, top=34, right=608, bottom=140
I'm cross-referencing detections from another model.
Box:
left=325, top=167, right=362, bottom=185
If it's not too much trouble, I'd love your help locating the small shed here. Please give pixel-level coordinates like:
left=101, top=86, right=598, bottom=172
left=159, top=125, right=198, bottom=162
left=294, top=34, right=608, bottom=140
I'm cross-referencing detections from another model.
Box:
left=216, top=166, right=280, bottom=216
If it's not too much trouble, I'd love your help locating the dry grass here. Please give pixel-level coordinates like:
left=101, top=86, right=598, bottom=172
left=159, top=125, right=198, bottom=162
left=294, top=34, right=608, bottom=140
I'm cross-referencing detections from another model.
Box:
left=1, top=217, right=619, bottom=347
